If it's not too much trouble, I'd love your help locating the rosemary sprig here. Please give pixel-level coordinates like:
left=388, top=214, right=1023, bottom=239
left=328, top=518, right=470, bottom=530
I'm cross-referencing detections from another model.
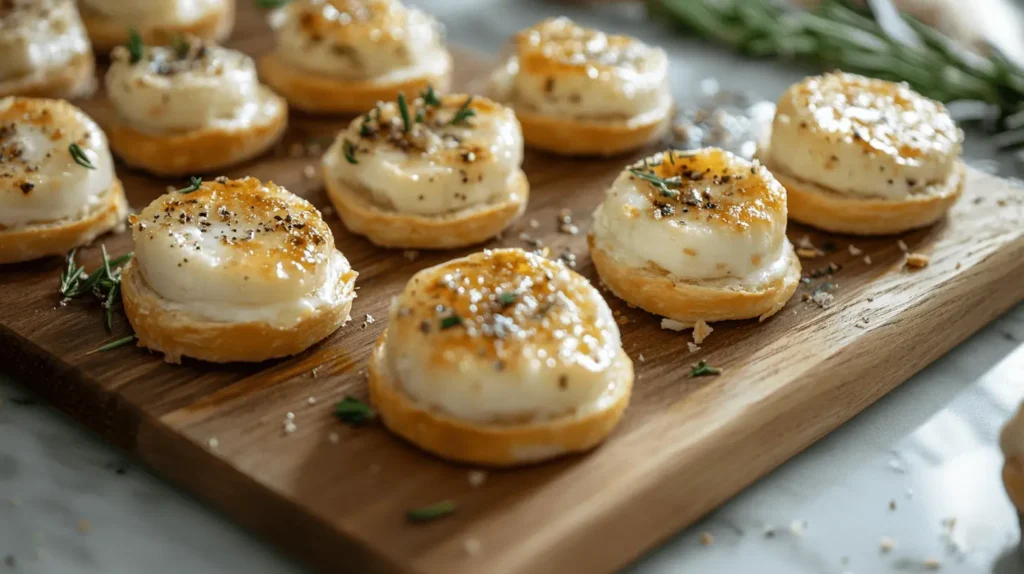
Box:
left=440, top=315, right=463, bottom=330
left=449, top=96, right=476, bottom=126
left=628, top=168, right=681, bottom=199
left=127, top=29, right=143, bottom=64
left=334, top=396, right=376, bottom=425
left=420, top=85, right=441, bottom=107
left=397, top=92, right=412, bottom=132
left=68, top=143, right=95, bottom=169
left=343, top=139, right=358, bottom=164
left=86, top=335, right=136, bottom=355
left=407, top=500, right=456, bottom=522
left=59, top=247, right=133, bottom=331
left=174, top=176, right=203, bottom=194
left=689, top=360, right=722, bottom=378
left=647, top=0, right=1024, bottom=138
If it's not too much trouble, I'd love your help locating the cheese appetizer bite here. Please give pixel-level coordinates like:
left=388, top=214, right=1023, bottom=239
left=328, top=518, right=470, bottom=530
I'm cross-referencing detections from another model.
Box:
left=369, top=248, right=633, bottom=466
left=590, top=148, right=800, bottom=326
left=122, top=177, right=357, bottom=363
left=259, top=0, right=451, bottom=114
left=323, top=91, right=527, bottom=249
left=760, top=72, right=965, bottom=235
left=103, top=36, right=287, bottom=177
left=0, top=0, right=95, bottom=99
left=0, top=97, right=126, bottom=264
left=488, top=17, right=672, bottom=157
left=78, top=0, right=234, bottom=52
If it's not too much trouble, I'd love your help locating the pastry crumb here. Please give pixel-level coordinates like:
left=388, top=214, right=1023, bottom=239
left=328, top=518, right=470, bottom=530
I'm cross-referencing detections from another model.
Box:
left=796, top=247, right=823, bottom=259
left=464, top=538, right=482, bottom=556
left=847, top=244, right=863, bottom=256
left=880, top=537, right=895, bottom=552
left=468, top=470, right=487, bottom=488
left=320, top=205, right=334, bottom=217
left=307, top=396, right=317, bottom=405
left=897, top=239, right=909, bottom=252
left=863, top=255, right=872, bottom=265
left=693, top=320, right=713, bottom=344
left=905, top=253, right=930, bottom=269
left=302, top=165, right=317, bottom=179
left=207, top=437, right=219, bottom=451
left=687, top=342, right=701, bottom=353
left=699, top=532, right=714, bottom=546
left=797, top=235, right=816, bottom=250
left=328, top=432, right=340, bottom=444
left=403, top=250, right=419, bottom=261
left=77, top=519, right=91, bottom=535
left=661, top=318, right=689, bottom=331
left=809, top=291, right=834, bottom=309
left=638, top=353, right=645, bottom=362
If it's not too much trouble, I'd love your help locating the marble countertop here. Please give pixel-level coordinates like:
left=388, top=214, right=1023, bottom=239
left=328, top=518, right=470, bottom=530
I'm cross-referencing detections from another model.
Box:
left=3, top=1, right=1024, bottom=572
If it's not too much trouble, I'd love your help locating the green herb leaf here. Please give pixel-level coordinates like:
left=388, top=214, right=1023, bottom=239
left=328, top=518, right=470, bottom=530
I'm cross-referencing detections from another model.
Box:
left=57, top=248, right=133, bottom=328
left=172, top=35, right=190, bottom=59
left=628, top=168, right=680, bottom=199
left=175, top=176, right=203, bottom=194
left=359, top=113, right=374, bottom=137
left=127, top=29, right=144, bottom=64
left=255, top=0, right=291, bottom=8
left=334, top=396, right=377, bottom=425
left=414, top=108, right=425, bottom=124
left=60, top=249, right=85, bottom=301
left=397, top=92, right=412, bottom=132
left=420, top=85, right=441, bottom=107
left=440, top=315, right=462, bottom=330
left=689, top=360, right=722, bottom=378
left=68, top=143, right=95, bottom=169
left=86, top=335, right=136, bottom=355
left=407, top=500, right=456, bottom=522
left=343, top=139, right=359, bottom=164
left=449, top=96, right=476, bottom=126
left=498, top=291, right=517, bottom=307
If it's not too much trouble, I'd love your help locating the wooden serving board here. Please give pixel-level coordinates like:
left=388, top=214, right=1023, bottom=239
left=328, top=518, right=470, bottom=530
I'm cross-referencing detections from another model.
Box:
left=3, top=4, right=1024, bottom=573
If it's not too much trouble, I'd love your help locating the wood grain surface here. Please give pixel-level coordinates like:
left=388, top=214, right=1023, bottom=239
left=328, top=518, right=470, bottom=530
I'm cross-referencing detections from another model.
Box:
left=2, top=3, right=1024, bottom=573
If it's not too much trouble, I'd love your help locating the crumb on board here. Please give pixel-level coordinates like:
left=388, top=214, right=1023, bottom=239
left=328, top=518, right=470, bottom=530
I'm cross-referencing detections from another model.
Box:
left=328, top=432, right=340, bottom=444
left=307, top=396, right=317, bottom=405
left=923, top=558, right=942, bottom=569
left=889, top=499, right=897, bottom=510
left=880, top=537, right=895, bottom=553
left=789, top=519, right=807, bottom=536
left=303, top=165, right=317, bottom=179
left=863, top=255, right=872, bottom=265
left=797, top=247, right=823, bottom=259
left=897, top=239, right=909, bottom=252
left=464, top=538, right=482, bottom=556
left=809, top=291, right=834, bottom=309
left=848, top=244, right=863, bottom=256
left=693, top=320, right=713, bottom=344
left=468, top=470, right=487, bottom=488
left=798, top=235, right=816, bottom=250
left=687, top=342, right=701, bottom=353
left=661, top=318, right=689, bottom=331
left=208, top=437, right=219, bottom=451
left=905, top=253, right=930, bottom=269
left=528, top=219, right=540, bottom=229
left=699, top=532, right=714, bottom=546
left=638, top=353, right=645, bottom=362
left=77, top=519, right=91, bottom=535
left=403, top=250, right=419, bottom=262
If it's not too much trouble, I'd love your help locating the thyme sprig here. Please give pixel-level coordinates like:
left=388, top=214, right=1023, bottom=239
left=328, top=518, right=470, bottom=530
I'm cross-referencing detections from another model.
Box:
left=628, top=168, right=682, bottom=199
left=127, top=29, right=143, bottom=64
left=334, top=396, right=376, bottom=425
left=407, top=500, right=456, bottom=522
left=343, top=139, right=359, bottom=164
left=60, top=247, right=133, bottom=331
left=175, top=176, right=203, bottom=194
left=449, top=96, right=476, bottom=126
left=86, top=335, right=136, bottom=355
left=647, top=0, right=1024, bottom=140
left=397, top=92, right=412, bottom=132
left=68, top=143, right=95, bottom=169
left=689, top=360, right=722, bottom=378
left=255, top=0, right=291, bottom=8
left=420, top=85, right=441, bottom=107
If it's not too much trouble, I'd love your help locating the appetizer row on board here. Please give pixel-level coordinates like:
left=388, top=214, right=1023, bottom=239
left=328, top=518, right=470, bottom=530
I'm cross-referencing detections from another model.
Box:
left=0, top=0, right=967, bottom=468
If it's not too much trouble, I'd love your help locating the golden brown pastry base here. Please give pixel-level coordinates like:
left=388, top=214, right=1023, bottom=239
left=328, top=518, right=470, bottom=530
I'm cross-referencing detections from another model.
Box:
left=121, top=259, right=357, bottom=364
left=0, top=52, right=96, bottom=100
left=763, top=156, right=966, bottom=236
left=81, top=0, right=235, bottom=51
left=513, top=103, right=670, bottom=157
left=1004, top=456, right=1024, bottom=513
left=0, top=178, right=127, bottom=264
left=104, top=89, right=287, bottom=177
left=368, top=333, right=634, bottom=467
left=589, top=235, right=802, bottom=324
left=324, top=169, right=528, bottom=249
left=258, top=52, right=452, bottom=115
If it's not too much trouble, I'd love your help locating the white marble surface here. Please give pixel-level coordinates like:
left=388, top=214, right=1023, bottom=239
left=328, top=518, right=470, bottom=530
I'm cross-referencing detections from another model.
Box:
left=3, top=1, right=1024, bottom=572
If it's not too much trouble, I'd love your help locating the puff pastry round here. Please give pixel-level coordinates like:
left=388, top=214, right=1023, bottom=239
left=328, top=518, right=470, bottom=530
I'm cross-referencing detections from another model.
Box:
left=369, top=248, right=633, bottom=466
left=323, top=93, right=527, bottom=249
left=0, top=0, right=95, bottom=99
left=103, top=37, right=287, bottom=177
left=760, top=72, right=965, bottom=235
left=489, top=17, right=672, bottom=156
left=121, top=177, right=357, bottom=363
left=590, top=148, right=800, bottom=326
left=0, top=97, right=126, bottom=264
left=78, top=0, right=235, bottom=52
left=258, top=0, right=451, bottom=114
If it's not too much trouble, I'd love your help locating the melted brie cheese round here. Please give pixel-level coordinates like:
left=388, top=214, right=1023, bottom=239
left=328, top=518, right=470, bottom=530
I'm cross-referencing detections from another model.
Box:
left=490, top=17, right=670, bottom=121
left=270, top=0, right=448, bottom=82
left=0, top=0, right=91, bottom=81
left=106, top=39, right=268, bottom=133
left=80, top=0, right=220, bottom=27
left=769, top=72, right=963, bottom=200
left=131, top=177, right=353, bottom=327
left=0, top=97, right=115, bottom=228
left=592, top=148, right=789, bottom=283
left=325, top=93, right=524, bottom=216
left=382, top=248, right=625, bottom=423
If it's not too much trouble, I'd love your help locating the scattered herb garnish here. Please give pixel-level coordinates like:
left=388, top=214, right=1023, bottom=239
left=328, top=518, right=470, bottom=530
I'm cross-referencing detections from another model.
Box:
left=59, top=247, right=134, bottom=330
left=397, top=92, right=412, bottom=132
left=358, top=113, right=373, bottom=137
left=414, top=108, right=425, bottom=124
left=689, top=360, right=722, bottom=378
left=498, top=291, right=517, bottom=307
left=86, top=335, right=136, bottom=355
left=407, top=500, right=457, bottom=522
left=628, top=168, right=682, bottom=199
left=449, top=96, right=476, bottom=126
left=127, top=29, right=143, bottom=64
left=334, top=396, right=377, bottom=425
left=175, top=176, right=203, bottom=194
left=172, top=35, right=190, bottom=59
left=255, top=0, right=291, bottom=8
left=68, top=143, right=95, bottom=169
left=343, top=139, right=359, bottom=164
left=440, top=315, right=463, bottom=330
left=420, top=85, right=441, bottom=107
